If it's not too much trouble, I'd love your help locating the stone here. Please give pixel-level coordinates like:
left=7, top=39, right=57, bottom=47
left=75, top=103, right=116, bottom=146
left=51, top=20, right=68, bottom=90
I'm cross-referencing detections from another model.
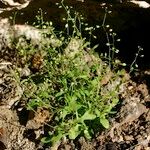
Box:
left=0, top=0, right=31, bottom=13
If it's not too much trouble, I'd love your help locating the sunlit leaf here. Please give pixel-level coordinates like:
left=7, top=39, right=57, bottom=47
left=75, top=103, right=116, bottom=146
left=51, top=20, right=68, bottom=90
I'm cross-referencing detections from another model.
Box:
left=55, top=90, right=65, bottom=97
left=80, top=110, right=96, bottom=122
left=39, top=91, right=49, bottom=98
left=84, top=129, right=91, bottom=139
left=50, top=133, right=63, bottom=146
left=68, top=124, right=81, bottom=139
left=41, top=137, right=51, bottom=143
left=100, top=118, right=109, bottom=129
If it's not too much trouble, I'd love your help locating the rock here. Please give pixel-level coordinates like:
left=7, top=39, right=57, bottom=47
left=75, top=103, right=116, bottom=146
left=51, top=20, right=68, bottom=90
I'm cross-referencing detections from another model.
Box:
left=0, top=107, right=36, bottom=150
left=0, top=61, right=23, bottom=108
left=26, top=108, right=51, bottom=129
left=0, top=17, right=62, bottom=53
left=0, top=0, right=31, bottom=13
left=130, top=0, right=150, bottom=8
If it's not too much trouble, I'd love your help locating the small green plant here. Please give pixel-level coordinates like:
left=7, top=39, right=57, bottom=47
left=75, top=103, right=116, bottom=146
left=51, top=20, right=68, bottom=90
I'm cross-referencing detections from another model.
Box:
left=14, top=1, right=127, bottom=147
left=129, top=45, right=144, bottom=74
left=101, top=7, right=122, bottom=68
left=23, top=37, right=124, bottom=146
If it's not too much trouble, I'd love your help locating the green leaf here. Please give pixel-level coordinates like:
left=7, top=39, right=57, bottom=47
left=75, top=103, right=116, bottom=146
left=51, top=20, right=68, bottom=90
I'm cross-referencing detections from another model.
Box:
left=95, top=108, right=100, bottom=116
left=41, top=137, right=51, bottom=143
left=39, top=91, right=49, bottom=98
left=27, top=99, right=40, bottom=110
left=91, top=79, right=98, bottom=86
left=84, top=90, right=90, bottom=96
left=60, top=109, right=68, bottom=120
left=84, top=129, right=91, bottom=139
left=78, top=75, right=88, bottom=80
left=100, top=118, right=109, bottom=129
left=55, top=90, right=65, bottom=97
left=68, top=124, right=81, bottom=139
left=80, top=110, right=96, bottom=122
left=109, top=110, right=117, bottom=114
left=50, top=133, right=63, bottom=146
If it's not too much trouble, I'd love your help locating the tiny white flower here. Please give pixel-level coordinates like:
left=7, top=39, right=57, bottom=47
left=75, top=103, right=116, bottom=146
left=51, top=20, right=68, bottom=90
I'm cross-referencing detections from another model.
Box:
left=96, top=25, right=100, bottom=28
left=85, top=27, right=93, bottom=31
left=115, top=59, right=120, bottom=64
left=116, top=39, right=121, bottom=42
left=106, top=43, right=110, bottom=46
left=65, top=24, right=69, bottom=28
left=43, top=25, right=47, bottom=29
left=104, top=53, right=107, bottom=57
left=122, top=63, right=126, bottom=66
left=106, top=25, right=110, bottom=28
left=112, top=47, right=115, bottom=50
left=109, top=29, right=113, bottom=32
left=85, top=27, right=89, bottom=31
left=135, top=53, right=138, bottom=56
left=135, top=64, right=138, bottom=68
left=93, top=35, right=97, bottom=39
left=115, top=49, right=119, bottom=53
left=49, top=21, right=53, bottom=26
left=100, top=3, right=106, bottom=6
left=113, top=33, right=117, bottom=36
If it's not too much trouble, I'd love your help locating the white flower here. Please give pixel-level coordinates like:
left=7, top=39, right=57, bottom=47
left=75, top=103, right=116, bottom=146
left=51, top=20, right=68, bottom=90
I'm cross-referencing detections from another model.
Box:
left=116, top=39, right=121, bottom=42
left=115, top=49, right=119, bottom=53
left=109, top=29, right=113, bottom=32
left=96, top=25, right=100, bottom=28
left=106, top=25, right=110, bottom=28
left=122, top=63, right=126, bottom=66
left=65, top=24, right=69, bottom=28
left=106, top=43, right=110, bottom=46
